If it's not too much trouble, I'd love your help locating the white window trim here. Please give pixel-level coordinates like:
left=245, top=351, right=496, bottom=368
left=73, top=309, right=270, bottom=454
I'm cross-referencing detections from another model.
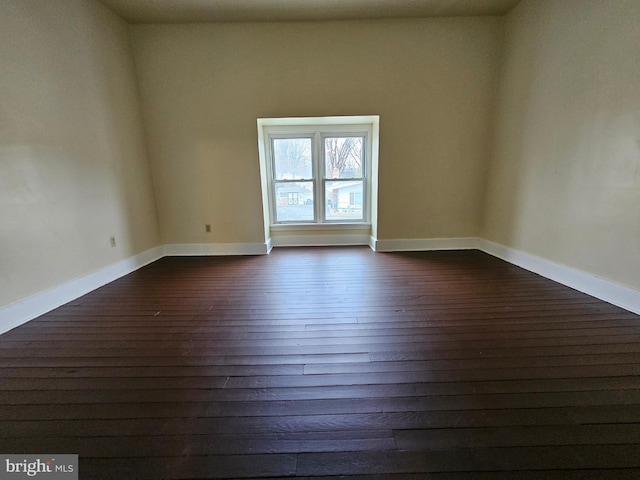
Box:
left=257, top=116, right=379, bottom=243
left=269, top=222, right=372, bottom=232
left=267, top=128, right=370, bottom=225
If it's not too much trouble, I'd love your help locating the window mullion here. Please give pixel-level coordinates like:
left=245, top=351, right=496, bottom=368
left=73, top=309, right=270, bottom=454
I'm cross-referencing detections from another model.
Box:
left=268, top=137, right=277, bottom=224
left=314, top=131, right=323, bottom=223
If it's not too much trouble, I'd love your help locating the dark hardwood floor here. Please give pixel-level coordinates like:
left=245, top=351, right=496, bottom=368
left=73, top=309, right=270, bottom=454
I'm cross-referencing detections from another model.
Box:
left=1, top=247, right=639, bottom=479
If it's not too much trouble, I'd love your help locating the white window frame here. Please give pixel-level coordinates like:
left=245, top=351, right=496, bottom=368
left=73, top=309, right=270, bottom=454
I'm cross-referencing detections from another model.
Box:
left=264, top=123, right=373, bottom=226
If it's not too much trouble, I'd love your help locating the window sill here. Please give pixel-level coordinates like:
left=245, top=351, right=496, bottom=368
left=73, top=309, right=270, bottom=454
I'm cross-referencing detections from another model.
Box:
left=270, top=222, right=371, bottom=232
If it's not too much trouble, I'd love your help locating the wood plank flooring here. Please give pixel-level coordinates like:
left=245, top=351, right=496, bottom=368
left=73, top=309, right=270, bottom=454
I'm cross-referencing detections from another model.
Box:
left=1, top=247, right=639, bottom=479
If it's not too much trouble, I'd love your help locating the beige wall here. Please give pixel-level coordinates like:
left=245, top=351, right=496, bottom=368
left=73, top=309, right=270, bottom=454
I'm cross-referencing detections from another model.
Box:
left=130, top=18, right=503, bottom=244
left=482, top=0, right=640, bottom=290
left=5, top=0, right=637, bottom=314
left=0, top=0, right=160, bottom=307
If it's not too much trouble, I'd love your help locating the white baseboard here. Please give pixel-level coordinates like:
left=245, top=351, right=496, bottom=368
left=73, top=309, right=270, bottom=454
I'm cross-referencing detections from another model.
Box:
left=0, top=246, right=164, bottom=335
left=373, top=237, right=480, bottom=252
left=270, top=234, right=370, bottom=248
left=163, top=242, right=270, bottom=256
left=480, top=239, right=640, bottom=315
left=3, top=238, right=638, bottom=336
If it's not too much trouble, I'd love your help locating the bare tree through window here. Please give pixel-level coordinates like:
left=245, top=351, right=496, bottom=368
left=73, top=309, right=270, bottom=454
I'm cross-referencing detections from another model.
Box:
left=273, top=138, right=312, bottom=180
left=324, top=137, right=363, bottom=178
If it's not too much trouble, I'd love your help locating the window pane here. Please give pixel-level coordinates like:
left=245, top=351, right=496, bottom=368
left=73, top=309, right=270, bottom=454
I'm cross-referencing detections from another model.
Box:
left=324, top=137, right=363, bottom=179
left=275, top=182, right=314, bottom=222
left=273, top=138, right=312, bottom=180
left=325, top=180, right=363, bottom=221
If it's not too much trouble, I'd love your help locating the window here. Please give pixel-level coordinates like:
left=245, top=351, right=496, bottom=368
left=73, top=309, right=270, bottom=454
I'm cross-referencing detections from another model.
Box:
left=265, top=125, right=372, bottom=225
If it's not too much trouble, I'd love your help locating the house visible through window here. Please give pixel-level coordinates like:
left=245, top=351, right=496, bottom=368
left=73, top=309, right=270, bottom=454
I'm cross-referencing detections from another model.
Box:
left=265, top=125, right=372, bottom=225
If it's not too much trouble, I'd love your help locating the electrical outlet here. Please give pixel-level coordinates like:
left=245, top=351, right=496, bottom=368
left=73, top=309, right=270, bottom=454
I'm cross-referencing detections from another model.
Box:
left=109, top=236, right=116, bottom=247
left=205, top=224, right=211, bottom=233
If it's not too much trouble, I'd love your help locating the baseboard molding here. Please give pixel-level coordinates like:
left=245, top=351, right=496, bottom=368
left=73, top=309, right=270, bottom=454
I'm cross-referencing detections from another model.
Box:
left=0, top=246, right=165, bottom=335
left=163, top=242, right=270, bottom=256
left=0, top=242, right=269, bottom=335
left=373, top=237, right=480, bottom=252
left=480, top=239, right=640, bottom=315
left=3, top=238, right=638, bottom=336
left=270, top=234, right=370, bottom=248
left=369, top=235, right=377, bottom=251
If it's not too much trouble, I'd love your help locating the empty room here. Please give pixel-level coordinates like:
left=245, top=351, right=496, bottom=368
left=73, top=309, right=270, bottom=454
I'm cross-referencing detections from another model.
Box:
left=1, top=0, right=639, bottom=478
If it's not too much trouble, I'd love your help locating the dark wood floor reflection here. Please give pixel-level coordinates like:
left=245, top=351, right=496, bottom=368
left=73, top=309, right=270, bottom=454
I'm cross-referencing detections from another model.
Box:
left=1, top=248, right=640, bottom=479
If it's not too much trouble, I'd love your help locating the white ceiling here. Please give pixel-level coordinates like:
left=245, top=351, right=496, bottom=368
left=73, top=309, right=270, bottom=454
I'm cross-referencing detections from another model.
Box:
left=98, top=0, right=521, bottom=24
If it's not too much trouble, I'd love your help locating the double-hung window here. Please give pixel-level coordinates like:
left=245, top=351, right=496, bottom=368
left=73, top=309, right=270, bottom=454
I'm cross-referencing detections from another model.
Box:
left=266, top=125, right=371, bottom=225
